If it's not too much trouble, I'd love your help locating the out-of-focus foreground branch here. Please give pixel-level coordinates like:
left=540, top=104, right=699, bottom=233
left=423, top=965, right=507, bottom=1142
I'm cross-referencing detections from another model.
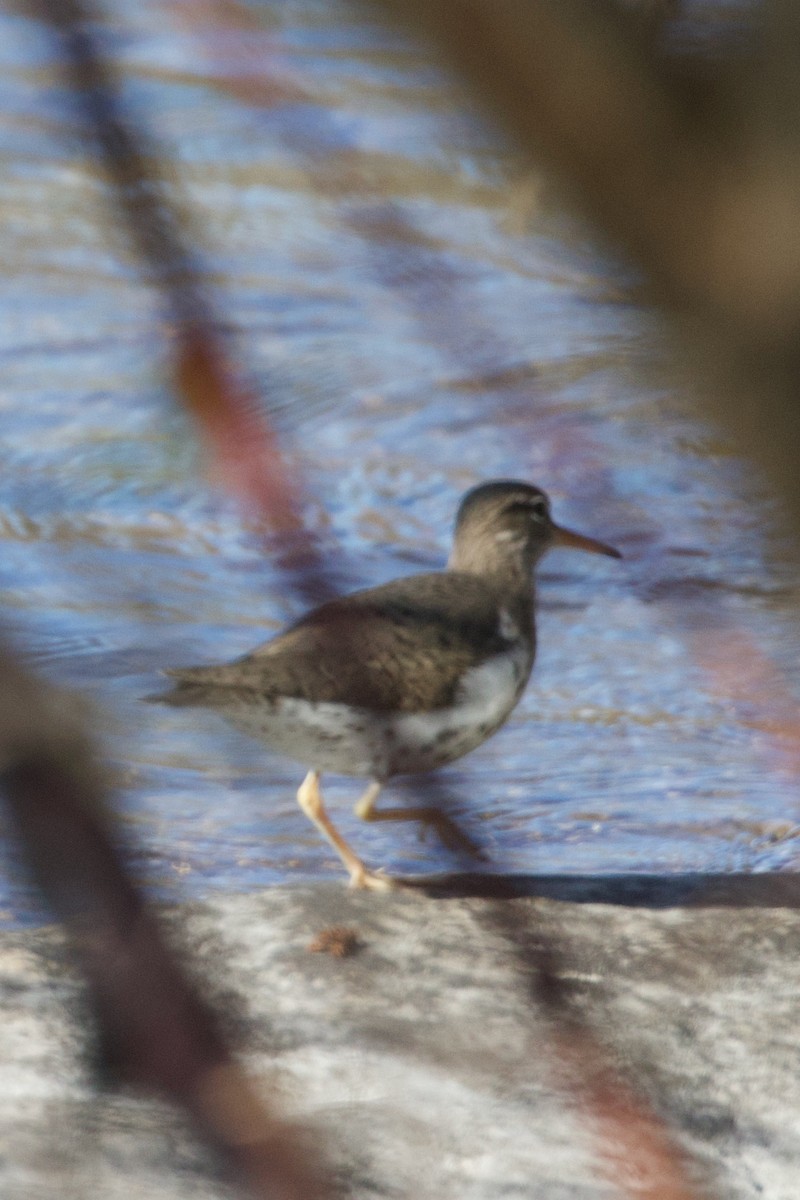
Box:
left=34, top=0, right=338, bottom=603
left=0, top=646, right=328, bottom=1200
left=374, top=0, right=800, bottom=532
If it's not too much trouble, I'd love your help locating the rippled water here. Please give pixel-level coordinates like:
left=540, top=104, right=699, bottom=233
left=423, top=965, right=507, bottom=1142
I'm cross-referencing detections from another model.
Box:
left=1, top=0, right=798, bottom=926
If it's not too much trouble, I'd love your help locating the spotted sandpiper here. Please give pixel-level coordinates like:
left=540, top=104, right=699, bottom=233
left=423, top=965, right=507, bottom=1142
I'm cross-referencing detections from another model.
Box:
left=154, top=481, right=621, bottom=889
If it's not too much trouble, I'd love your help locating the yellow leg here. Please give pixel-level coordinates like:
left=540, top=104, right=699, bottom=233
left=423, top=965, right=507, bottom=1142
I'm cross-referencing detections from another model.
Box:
left=297, top=771, right=395, bottom=891
left=354, top=780, right=382, bottom=820
left=354, top=781, right=483, bottom=858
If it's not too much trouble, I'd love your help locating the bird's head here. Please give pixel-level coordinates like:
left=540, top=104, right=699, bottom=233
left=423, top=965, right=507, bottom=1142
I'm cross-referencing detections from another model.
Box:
left=448, top=481, right=621, bottom=577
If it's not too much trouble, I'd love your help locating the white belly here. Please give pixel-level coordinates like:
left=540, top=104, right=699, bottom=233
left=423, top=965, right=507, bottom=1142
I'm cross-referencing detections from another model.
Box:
left=220, top=645, right=531, bottom=780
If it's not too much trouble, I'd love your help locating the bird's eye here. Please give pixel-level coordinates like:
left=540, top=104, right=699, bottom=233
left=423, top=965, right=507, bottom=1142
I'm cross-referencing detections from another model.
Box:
left=505, top=497, right=548, bottom=521
left=506, top=496, right=548, bottom=522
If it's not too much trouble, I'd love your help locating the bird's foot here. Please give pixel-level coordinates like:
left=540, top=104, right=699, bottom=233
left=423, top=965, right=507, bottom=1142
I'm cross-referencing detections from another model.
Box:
left=347, top=864, right=398, bottom=892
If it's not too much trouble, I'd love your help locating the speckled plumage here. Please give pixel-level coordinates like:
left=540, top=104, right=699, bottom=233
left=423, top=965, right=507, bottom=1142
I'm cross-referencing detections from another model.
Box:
left=164, top=571, right=533, bottom=715
left=153, top=481, right=620, bottom=888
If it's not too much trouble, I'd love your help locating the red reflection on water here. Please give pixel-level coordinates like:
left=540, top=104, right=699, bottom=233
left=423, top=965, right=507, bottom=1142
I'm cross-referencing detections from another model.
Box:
left=690, top=620, right=800, bottom=784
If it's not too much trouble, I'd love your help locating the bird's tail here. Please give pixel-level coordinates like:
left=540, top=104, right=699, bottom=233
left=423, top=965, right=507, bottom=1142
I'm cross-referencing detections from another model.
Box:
left=143, top=665, right=214, bottom=706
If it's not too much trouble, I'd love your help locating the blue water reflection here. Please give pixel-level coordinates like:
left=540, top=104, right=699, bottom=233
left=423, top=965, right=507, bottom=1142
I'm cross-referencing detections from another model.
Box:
left=0, top=0, right=798, bottom=926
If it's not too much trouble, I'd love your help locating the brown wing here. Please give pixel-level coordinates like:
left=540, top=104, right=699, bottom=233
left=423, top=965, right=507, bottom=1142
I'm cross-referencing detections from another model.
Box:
left=160, top=572, right=518, bottom=714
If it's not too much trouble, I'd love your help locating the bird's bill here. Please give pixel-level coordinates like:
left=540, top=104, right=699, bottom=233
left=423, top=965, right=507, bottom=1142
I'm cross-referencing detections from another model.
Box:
left=551, top=523, right=622, bottom=559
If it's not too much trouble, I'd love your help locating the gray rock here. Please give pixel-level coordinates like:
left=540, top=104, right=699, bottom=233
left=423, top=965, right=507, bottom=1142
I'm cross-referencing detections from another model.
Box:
left=1, top=878, right=799, bottom=1198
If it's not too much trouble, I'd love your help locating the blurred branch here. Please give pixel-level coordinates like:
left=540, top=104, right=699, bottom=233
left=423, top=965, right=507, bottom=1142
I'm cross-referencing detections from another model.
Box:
left=38, top=0, right=204, bottom=325
left=35, top=0, right=337, bottom=601
left=0, top=10, right=344, bottom=1193
left=373, top=0, right=800, bottom=530
left=0, top=646, right=328, bottom=1200
left=485, top=900, right=704, bottom=1200
left=371, top=1, right=718, bottom=304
